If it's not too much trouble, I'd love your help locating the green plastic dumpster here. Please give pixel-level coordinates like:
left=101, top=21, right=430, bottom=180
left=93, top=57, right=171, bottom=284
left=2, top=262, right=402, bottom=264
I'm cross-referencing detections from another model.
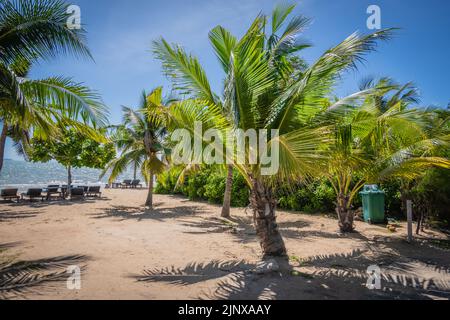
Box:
left=360, top=185, right=385, bottom=224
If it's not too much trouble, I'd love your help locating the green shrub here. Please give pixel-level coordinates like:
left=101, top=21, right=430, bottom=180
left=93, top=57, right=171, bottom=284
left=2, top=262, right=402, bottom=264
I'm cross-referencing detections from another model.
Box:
left=230, top=171, right=250, bottom=207
left=410, top=168, right=450, bottom=228
left=204, top=171, right=226, bottom=204
left=185, top=169, right=210, bottom=200
left=156, top=166, right=431, bottom=221
left=380, top=179, right=402, bottom=216
left=155, top=167, right=182, bottom=194
left=277, top=180, right=335, bottom=213
left=201, top=168, right=250, bottom=207
left=156, top=166, right=250, bottom=207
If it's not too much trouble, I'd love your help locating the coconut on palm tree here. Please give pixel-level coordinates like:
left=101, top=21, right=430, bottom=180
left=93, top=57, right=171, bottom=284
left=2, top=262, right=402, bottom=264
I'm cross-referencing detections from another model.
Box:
left=153, top=3, right=395, bottom=258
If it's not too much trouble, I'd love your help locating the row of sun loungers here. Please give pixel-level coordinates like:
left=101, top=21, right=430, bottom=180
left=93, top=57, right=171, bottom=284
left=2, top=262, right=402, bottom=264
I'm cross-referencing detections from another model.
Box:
left=0, top=185, right=102, bottom=203
left=109, top=179, right=143, bottom=189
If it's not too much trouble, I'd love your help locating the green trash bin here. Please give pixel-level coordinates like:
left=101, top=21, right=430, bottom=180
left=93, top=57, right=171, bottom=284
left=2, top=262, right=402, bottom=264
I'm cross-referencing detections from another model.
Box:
left=360, top=185, right=385, bottom=224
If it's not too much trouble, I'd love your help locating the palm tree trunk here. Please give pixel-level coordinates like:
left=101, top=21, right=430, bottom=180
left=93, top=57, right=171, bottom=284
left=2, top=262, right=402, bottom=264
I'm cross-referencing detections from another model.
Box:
left=336, top=193, right=354, bottom=232
left=0, top=121, right=8, bottom=174
left=145, top=171, right=153, bottom=208
left=249, top=176, right=287, bottom=258
left=67, top=165, right=72, bottom=197
left=221, top=165, right=233, bottom=218
left=133, top=162, right=137, bottom=180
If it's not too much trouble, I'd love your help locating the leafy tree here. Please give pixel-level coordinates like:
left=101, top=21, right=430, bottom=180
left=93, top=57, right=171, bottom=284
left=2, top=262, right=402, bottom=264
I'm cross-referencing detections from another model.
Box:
left=28, top=128, right=115, bottom=194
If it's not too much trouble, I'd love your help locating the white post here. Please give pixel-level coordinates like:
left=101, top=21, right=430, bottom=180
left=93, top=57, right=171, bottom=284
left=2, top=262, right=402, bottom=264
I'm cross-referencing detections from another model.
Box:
left=407, top=200, right=413, bottom=243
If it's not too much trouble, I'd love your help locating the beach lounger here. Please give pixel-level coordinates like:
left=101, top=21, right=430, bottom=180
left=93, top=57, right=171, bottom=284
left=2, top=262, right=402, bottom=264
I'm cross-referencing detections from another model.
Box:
left=21, top=188, right=45, bottom=202
left=86, top=186, right=102, bottom=198
left=70, top=188, right=85, bottom=200
left=111, top=182, right=121, bottom=189
left=45, top=185, right=62, bottom=200
left=61, top=185, right=74, bottom=199
left=78, top=186, right=89, bottom=193
left=0, top=188, right=20, bottom=202
left=131, top=179, right=142, bottom=188
left=121, top=180, right=132, bottom=189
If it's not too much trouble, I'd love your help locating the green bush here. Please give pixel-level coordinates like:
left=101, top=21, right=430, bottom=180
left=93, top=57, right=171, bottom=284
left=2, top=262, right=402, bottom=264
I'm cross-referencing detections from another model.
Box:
left=154, top=167, right=182, bottom=194
left=277, top=180, right=335, bottom=213
left=380, top=179, right=402, bottom=216
left=204, top=171, right=226, bottom=204
left=410, top=168, right=450, bottom=228
left=203, top=169, right=250, bottom=207
left=230, top=172, right=250, bottom=207
left=156, top=166, right=445, bottom=222
left=184, top=169, right=210, bottom=200
left=155, top=166, right=250, bottom=207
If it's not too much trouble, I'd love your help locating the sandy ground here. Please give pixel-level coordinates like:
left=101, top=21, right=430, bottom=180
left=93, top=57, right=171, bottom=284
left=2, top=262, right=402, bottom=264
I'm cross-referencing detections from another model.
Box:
left=0, top=188, right=449, bottom=300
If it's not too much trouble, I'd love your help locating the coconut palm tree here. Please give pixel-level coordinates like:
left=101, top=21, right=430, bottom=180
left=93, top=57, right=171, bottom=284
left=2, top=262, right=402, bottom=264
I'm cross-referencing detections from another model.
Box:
left=0, top=59, right=107, bottom=172
left=0, top=0, right=102, bottom=172
left=155, top=4, right=312, bottom=219
left=103, top=88, right=167, bottom=208
left=153, top=3, right=394, bottom=258
left=0, top=0, right=90, bottom=65
left=321, top=78, right=450, bottom=232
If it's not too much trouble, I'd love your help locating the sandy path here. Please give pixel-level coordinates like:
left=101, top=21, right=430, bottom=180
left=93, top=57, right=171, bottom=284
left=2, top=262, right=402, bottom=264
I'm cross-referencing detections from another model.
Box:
left=1, top=189, right=449, bottom=300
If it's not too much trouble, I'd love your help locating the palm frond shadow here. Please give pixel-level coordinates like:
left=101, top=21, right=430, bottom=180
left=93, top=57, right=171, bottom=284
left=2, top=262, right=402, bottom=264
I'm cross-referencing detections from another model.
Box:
left=299, top=249, right=369, bottom=267
left=132, top=260, right=254, bottom=286
left=300, top=247, right=450, bottom=294
left=0, top=254, right=89, bottom=299
left=0, top=242, right=22, bottom=251
left=136, top=247, right=450, bottom=300
left=7, top=199, right=109, bottom=209
left=0, top=209, right=40, bottom=222
left=179, top=217, right=257, bottom=244
left=199, top=251, right=450, bottom=300
left=90, top=204, right=207, bottom=222
left=277, top=220, right=312, bottom=229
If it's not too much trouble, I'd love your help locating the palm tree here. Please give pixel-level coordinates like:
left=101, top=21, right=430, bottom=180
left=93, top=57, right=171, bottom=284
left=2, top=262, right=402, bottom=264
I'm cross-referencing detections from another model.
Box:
left=322, top=78, right=450, bottom=232
left=153, top=3, right=394, bottom=258
left=220, top=164, right=234, bottom=218
left=155, top=4, right=312, bottom=219
left=0, top=60, right=107, bottom=172
left=103, top=88, right=167, bottom=208
left=0, top=0, right=102, bottom=172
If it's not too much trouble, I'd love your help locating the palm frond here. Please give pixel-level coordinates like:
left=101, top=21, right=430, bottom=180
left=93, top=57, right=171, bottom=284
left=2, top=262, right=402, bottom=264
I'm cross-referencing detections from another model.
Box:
left=208, top=26, right=237, bottom=73
left=379, top=157, right=450, bottom=181
left=267, top=29, right=396, bottom=132
left=20, top=76, right=108, bottom=127
left=0, top=0, right=91, bottom=65
left=0, top=254, right=88, bottom=299
left=152, top=38, right=217, bottom=105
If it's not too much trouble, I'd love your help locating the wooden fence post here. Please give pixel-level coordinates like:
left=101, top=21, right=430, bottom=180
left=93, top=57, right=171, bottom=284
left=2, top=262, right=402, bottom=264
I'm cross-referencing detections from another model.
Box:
left=407, top=200, right=413, bottom=243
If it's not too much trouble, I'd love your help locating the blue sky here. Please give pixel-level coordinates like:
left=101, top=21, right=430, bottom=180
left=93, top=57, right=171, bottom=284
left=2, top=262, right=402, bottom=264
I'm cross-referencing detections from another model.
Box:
left=4, top=0, right=450, bottom=160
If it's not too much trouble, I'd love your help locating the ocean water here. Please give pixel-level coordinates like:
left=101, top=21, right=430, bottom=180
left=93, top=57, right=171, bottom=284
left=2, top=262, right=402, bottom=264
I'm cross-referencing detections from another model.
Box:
left=0, top=159, right=144, bottom=192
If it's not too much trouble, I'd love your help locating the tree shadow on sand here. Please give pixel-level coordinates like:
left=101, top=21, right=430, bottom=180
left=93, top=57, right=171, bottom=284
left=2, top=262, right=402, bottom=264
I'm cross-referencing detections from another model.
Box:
left=133, top=239, right=450, bottom=300
left=90, top=204, right=208, bottom=222
left=0, top=209, right=40, bottom=222
left=178, top=216, right=257, bottom=244
left=0, top=243, right=89, bottom=299
left=132, top=260, right=254, bottom=285
left=2, top=197, right=111, bottom=208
